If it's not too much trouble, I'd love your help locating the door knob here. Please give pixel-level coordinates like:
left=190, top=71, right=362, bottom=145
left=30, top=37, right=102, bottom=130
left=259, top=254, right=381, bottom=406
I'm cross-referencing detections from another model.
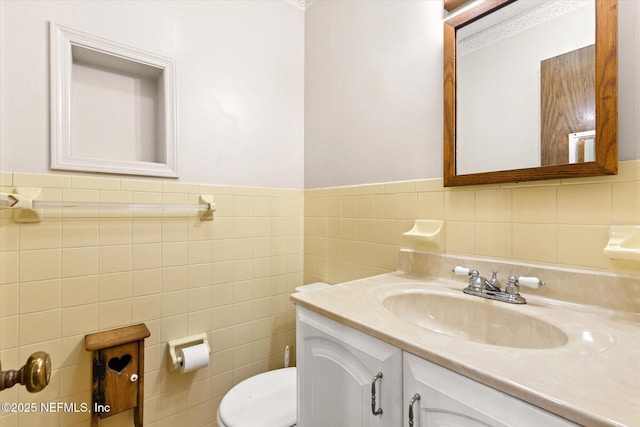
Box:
left=0, top=351, right=51, bottom=393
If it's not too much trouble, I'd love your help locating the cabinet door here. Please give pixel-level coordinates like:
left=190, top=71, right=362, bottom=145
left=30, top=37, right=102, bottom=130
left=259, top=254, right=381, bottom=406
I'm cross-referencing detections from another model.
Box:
left=403, top=352, right=578, bottom=427
left=297, top=307, right=402, bottom=427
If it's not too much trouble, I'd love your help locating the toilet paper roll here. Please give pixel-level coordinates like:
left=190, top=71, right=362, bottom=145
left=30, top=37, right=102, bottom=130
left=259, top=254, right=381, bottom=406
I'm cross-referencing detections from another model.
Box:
left=178, top=343, right=209, bottom=373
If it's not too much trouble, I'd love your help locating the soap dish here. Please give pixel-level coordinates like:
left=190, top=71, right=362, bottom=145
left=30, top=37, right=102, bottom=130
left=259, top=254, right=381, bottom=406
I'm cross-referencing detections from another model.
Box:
left=603, top=225, right=640, bottom=262
left=403, top=220, right=445, bottom=252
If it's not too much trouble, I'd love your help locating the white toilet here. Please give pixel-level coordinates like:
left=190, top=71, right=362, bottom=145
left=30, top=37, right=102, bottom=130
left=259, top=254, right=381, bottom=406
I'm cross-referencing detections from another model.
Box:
left=217, top=282, right=330, bottom=427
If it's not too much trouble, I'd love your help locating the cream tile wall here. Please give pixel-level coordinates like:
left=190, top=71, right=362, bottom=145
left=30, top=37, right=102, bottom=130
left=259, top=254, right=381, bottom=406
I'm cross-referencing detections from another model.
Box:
left=304, top=160, right=640, bottom=284
left=1, top=162, right=638, bottom=426
left=0, top=172, right=302, bottom=427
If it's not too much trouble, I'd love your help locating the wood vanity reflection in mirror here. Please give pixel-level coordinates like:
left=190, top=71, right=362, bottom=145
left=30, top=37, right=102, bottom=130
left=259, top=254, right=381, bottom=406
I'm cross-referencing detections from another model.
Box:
left=443, top=0, right=617, bottom=186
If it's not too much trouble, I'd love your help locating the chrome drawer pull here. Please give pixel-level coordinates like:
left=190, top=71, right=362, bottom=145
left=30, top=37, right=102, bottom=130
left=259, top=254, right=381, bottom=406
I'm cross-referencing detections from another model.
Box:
left=371, top=372, right=383, bottom=415
left=408, top=393, right=420, bottom=426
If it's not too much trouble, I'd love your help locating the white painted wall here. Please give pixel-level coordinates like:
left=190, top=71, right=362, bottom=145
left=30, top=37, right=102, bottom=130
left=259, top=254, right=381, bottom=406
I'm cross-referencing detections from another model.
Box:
left=304, top=0, right=445, bottom=188
left=619, top=0, right=640, bottom=162
left=0, top=0, right=304, bottom=188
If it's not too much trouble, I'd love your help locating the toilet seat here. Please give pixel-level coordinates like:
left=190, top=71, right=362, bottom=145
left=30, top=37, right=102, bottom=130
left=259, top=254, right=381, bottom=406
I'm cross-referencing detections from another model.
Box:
left=217, top=367, right=297, bottom=427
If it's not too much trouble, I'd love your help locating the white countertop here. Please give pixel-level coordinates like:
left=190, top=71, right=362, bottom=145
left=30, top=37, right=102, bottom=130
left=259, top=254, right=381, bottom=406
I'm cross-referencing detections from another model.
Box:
left=292, top=271, right=640, bottom=427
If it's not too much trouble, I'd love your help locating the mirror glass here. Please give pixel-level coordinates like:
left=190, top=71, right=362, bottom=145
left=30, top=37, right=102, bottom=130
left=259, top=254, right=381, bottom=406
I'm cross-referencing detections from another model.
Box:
left=457, top=0, right=594, bottom=175
left=444, top=0, right=617, bottom=186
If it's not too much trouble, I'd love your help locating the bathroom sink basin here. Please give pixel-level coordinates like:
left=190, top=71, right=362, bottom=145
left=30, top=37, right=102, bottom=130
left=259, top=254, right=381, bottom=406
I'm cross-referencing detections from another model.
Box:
left=383, top=292, right=568, bottom=349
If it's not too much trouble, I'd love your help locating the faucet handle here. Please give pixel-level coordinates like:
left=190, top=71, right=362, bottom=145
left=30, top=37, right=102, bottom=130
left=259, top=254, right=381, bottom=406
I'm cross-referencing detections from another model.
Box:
left=453, top=267, right=483, bottom=291
left=505, top=276, right=520, bottom=295
left=517, top=276, right=545, bottom=289
left=504, top=276, right=528, bottom=303
left=468, top=270, right=482, bottom=291
left=452, top=266, right=471, bottom=276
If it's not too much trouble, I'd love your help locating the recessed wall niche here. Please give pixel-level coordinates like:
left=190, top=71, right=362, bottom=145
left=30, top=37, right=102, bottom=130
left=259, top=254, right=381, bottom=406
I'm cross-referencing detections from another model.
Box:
left=50, top=23, right=178, bottom=178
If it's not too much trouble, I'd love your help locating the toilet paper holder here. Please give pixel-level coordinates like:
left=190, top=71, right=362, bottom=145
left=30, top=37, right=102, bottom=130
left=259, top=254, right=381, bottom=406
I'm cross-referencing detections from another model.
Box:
left=167, top=334, right=211, bottom=370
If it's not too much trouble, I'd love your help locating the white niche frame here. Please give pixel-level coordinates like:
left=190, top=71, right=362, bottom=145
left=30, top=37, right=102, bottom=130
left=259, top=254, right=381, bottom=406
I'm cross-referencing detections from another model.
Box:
left=50, top=23, right=178, bottom=178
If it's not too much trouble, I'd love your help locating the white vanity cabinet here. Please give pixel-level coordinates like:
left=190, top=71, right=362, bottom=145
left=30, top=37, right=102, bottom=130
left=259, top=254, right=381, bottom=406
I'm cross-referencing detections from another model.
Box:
left=296, top=307, right=403, bottom=427
left=403, top=352, right=578, bottom=427
left=297, top=306, right=579, bottom=427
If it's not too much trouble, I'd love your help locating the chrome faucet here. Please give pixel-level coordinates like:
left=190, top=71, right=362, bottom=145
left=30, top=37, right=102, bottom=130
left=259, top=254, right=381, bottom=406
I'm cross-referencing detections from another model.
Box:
left=483, top=270, right=501, bottom=292
left=452, top=266, right=544, bottom=304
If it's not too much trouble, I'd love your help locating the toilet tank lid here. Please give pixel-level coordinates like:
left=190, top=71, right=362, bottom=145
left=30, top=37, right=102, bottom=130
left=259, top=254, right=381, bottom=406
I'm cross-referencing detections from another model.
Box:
left=218, top=367, right=296, bottom=427
left=295, top=282, right=330, bottom=293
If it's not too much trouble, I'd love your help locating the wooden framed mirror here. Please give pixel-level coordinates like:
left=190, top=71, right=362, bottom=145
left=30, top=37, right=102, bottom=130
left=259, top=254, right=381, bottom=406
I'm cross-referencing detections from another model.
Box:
left=443, top=0, right=617, bottom=186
